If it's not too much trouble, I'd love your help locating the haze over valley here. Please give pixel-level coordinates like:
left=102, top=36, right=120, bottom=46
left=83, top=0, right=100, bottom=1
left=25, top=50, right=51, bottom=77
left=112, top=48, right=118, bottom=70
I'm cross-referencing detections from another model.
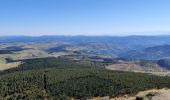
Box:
left=1, top=35, right=170, bottom=74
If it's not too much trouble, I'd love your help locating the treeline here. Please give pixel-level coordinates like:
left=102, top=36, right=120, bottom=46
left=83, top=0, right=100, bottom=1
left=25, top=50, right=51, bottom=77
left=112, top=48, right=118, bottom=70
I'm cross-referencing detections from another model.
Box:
left=0, top=57, right=99, bottom=75
left=0, top=58, right=170, bottom=99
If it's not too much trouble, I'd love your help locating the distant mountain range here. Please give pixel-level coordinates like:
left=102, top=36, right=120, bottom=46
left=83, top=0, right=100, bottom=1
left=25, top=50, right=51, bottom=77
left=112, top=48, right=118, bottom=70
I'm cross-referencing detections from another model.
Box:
left=1, top=35, right=170, bottom=60
left=121, top=45, right=170, bottom=60
left=1, top=35, right=170, bottom=47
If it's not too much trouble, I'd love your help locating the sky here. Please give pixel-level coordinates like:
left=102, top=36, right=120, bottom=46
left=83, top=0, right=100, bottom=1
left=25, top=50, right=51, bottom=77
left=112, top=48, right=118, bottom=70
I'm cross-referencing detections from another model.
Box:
left=0, top=0, right=170, bottom=36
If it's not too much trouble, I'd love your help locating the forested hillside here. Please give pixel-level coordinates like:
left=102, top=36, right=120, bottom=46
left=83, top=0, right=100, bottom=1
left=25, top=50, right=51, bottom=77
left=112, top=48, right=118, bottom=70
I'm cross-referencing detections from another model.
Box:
left=158, top=59, right=170, bottom=70
left=0, top=58, right=170, bottom=99
left=121, top=45, right=170, bottom=60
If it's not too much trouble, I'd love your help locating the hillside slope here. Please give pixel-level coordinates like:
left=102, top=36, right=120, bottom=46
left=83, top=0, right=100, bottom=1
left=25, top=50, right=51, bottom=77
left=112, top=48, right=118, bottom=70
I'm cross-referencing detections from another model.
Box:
left=106, top=61, right=167, bottom=73
left=121, top=45, right=170, bottom=60
left=0, top=58, right=170, bottom=99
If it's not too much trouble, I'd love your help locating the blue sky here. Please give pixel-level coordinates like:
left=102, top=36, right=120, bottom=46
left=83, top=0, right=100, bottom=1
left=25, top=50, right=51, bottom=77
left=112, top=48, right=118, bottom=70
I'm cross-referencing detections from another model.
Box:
left=0, top=0, right=170, bottom=36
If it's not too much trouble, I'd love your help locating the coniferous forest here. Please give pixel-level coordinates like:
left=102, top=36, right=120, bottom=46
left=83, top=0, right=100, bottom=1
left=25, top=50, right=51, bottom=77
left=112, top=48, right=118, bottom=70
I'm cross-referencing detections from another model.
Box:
left=0, top=58, right=170, bottom=100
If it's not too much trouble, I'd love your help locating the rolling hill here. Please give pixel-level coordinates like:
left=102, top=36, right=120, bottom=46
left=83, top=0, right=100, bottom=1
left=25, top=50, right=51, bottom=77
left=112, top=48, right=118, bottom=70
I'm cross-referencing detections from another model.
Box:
left=2, top=35, right=170, bottom=59
left=121, top=45, right=170, bottom=60
left=157, top=59, right=170, bottom=70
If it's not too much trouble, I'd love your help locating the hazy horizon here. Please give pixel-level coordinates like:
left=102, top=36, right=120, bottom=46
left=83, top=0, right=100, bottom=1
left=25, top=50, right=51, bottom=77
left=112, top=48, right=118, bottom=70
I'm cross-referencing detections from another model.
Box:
left=1, top=32, right=170, bottom=37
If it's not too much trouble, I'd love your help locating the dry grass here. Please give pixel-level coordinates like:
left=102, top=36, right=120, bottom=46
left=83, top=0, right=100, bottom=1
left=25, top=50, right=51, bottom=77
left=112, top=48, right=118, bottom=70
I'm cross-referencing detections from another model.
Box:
left=0, top=61, right=21, bottom=71
left=106, top=63, right=143, bottom=72
left=106, top=61, right=167, bottom=73
left=109, top=88, right=170, bottom=100
left=136, top=88, right=170, bottom=100
left=0, top=49, right=51, bottom=60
